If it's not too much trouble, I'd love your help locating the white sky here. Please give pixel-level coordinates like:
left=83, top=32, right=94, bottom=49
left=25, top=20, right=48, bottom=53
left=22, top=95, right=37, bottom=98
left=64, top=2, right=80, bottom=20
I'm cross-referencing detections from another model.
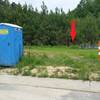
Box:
left=9, top=0, right=81, bottom=13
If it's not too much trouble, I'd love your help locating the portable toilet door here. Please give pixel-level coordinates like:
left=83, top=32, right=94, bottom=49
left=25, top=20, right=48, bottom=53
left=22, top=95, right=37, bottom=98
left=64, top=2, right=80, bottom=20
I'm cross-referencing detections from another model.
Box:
left=14, top=26, right=23, bottom=63
left=0, top=23, right=23, bottom=66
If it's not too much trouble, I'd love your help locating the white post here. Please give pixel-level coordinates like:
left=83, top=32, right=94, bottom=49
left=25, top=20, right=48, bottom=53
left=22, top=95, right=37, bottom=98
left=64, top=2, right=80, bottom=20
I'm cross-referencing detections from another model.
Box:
left=98, top=41, right=100, bottom=61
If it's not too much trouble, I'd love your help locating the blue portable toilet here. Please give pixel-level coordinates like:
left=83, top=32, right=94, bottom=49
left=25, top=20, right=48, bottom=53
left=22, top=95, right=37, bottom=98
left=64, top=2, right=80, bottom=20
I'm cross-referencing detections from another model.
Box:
left=0, top=23, right=23, bottom=66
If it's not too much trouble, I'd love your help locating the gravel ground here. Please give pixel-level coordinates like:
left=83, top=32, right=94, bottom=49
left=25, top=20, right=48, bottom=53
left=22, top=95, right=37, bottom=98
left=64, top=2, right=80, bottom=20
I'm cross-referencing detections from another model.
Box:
left=0, top=75, right=100, bottom=100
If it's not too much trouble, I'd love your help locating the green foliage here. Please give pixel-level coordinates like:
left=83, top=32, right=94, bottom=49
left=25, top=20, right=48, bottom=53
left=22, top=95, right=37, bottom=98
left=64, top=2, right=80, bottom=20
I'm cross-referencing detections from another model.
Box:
left=0, top=0, right=100, bottom=46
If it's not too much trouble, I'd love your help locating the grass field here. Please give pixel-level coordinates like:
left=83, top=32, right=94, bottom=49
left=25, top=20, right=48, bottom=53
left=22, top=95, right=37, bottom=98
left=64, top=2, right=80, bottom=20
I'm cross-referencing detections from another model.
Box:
left=15, top=46, right=100, bottom=81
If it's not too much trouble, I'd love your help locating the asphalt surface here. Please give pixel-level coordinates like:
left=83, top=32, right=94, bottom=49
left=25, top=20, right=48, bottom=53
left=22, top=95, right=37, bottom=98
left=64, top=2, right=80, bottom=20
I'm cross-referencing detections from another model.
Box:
left=0, top=75, right=100, bottom=100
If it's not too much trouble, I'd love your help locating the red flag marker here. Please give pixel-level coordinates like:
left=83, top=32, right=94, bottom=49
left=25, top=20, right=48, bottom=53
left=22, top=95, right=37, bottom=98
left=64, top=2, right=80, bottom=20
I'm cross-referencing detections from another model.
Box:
left=70, top=20, right=76, bottom=42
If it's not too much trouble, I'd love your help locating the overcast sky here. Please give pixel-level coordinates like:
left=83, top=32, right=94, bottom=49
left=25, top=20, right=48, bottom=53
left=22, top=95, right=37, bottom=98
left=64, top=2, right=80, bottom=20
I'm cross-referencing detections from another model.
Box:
left=9, top=0, right=81, bottom=13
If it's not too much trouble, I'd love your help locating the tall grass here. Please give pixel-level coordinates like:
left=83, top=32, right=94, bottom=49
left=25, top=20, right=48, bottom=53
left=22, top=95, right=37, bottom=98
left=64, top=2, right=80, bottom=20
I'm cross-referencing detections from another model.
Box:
left=16, top=46, right=100, bottom=80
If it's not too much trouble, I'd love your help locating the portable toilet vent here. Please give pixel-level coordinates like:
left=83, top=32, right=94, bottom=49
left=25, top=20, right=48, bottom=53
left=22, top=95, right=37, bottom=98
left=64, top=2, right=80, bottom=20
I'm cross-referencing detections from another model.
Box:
left=0, top=23, right=23, bottom=66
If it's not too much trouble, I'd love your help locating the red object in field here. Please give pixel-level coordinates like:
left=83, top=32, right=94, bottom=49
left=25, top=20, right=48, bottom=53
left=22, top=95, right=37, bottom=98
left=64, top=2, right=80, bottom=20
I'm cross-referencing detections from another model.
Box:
left=70, top=20, right=76, bottom=42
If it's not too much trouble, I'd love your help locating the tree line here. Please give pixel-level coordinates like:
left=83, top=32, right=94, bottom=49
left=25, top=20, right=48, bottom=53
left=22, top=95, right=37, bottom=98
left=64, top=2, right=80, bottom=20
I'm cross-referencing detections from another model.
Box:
left=0, top=0, right=100, bottom=46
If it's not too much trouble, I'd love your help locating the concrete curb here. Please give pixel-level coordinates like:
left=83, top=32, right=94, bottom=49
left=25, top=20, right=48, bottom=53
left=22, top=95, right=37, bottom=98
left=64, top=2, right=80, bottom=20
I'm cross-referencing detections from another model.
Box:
left=0, top=75, right=100, bottom=93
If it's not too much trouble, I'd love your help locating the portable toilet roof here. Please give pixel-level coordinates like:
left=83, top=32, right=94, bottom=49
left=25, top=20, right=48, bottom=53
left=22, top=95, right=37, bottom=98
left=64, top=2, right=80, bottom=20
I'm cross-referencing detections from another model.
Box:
left=0, top=23, right=22, bottom=29
left=0, top=23, right=23, bottom=66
